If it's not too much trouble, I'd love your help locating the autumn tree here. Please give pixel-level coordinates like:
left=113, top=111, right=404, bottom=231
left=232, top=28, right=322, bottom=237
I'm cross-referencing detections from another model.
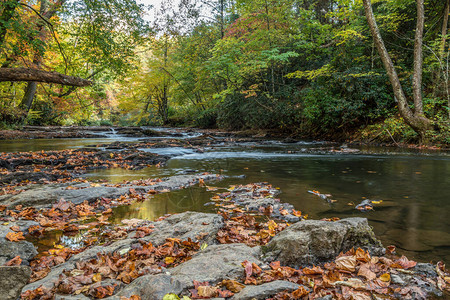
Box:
left=362, top=0, right=433, bottom=141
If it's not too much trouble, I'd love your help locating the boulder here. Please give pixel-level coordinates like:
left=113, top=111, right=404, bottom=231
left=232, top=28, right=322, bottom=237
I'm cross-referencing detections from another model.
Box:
left=0, top=266, right=32, bottom=300
left=170, top=243, right=263, bottom=291
left=113, top=274, right=184, bottom=300
left=231, top=280, right=302, bottom=300
left=114, top=243, right=263, bottom=298
left=147, top=211, right=224, bottom=246
left=263, top=218, right=384, bottom=267
left=0, top=221, right=38, bottom=265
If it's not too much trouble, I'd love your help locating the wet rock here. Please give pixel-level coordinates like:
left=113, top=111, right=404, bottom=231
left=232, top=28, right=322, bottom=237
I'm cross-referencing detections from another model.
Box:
left=231, top=280, right=302, bottom=300
left=0, top=171, right=64, bottom=185
left=0, top=221, right=38, bottom=264
left=169, top=243, right=262, bottom=291
left=22, top=212, right=224, bottom=294
left=0, top=266, right=32, bottom=300
left=55, top=294, right=91, bottom=300
left=113, top=274, right=183, bottom=299
left=0, top=174, right=221, bottom=208
left=262, top=218, right=384, bottom=267
left=145, top=211, right=224, bottom=246
left=414, top=263, right=438, bottom=278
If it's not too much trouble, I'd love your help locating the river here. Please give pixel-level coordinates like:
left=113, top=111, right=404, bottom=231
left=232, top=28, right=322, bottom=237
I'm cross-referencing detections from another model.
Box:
left=1, top=127, right=449, bottom=263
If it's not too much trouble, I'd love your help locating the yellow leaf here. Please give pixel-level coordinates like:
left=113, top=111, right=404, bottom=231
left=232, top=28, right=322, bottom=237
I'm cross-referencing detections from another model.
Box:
left=379, top=273, right=391, bottom=282
left=165, top=256, right=175, bottom=264
left=93, top=273, right=102, bottom=282
left=200, top=243, right=208, bottom=250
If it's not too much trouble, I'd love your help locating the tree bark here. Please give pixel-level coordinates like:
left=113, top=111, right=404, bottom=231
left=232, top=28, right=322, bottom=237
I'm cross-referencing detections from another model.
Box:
left=0, top=68, right=92, bottom=86
left=362, top=0, right=432, bottom=140
left=21, top=82, right=37, bottom=112
left=412, top=0, right=424, bottom=116
left=440, top=0, right=450, bottom=118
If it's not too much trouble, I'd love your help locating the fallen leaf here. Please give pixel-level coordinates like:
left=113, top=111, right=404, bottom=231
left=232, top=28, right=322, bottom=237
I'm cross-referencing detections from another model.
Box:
left=222, top=279, right=245, bottom=293
left=5, top=231, right=25, bottom=242
left=379, top=273, right=391, bottom=282
left=335, top=255, right=357, bottom=272
left=5, top=255, right=22, bottom=266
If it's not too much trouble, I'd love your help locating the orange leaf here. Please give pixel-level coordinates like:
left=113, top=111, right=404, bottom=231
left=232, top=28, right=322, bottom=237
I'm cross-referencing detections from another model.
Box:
left=5, top=231, right=25, bottom=242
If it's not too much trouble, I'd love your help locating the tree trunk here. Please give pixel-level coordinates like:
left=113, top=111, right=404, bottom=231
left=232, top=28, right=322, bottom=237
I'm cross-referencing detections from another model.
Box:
left=21, top=82, right=37, bottom=112
left=362, top=0, right=432, bottom=141
left=440, top=0, right=450, bottom=118
left=0, top=68, right=92, bottom=86
left=412, top=0, right=424, bottom=116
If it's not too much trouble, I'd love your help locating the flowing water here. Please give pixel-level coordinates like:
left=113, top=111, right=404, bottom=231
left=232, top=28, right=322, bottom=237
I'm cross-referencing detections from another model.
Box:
left=1, top=128, right=449, bottom=263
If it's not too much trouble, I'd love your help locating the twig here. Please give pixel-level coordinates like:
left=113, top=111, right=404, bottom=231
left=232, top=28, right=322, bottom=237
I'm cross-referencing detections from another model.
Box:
left=386, top=129, right=399, bottom=146
left=19, top=2, right=69, bottom=74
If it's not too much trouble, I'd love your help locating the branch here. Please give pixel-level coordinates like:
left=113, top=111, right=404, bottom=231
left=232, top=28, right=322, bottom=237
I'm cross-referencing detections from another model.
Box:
left=0, top=68, right=92, bottom=86
left=19, top=2, right=69, bottom=73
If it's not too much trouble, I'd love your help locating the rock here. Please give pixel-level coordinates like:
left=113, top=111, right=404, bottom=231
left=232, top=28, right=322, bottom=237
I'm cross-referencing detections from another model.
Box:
left=0, top=221, right=38, bottom=264
left=391, top=274, right=406, bottom=285
left=231, top=280, right=302, bottom=300
left=147, top=211, right=224, bottom=246
left=0, top=174, right=221, bottom=208
left=22, top=212, right=224, bottom=294
left=55, top=295, right=91, bottom=300
left=170, top=243, right=262, bottom=291
left=114, top=274, right=183, bottom=300
left=0, top=266, right=32, bottom=300
left=262, top=218, right=384, bottom=266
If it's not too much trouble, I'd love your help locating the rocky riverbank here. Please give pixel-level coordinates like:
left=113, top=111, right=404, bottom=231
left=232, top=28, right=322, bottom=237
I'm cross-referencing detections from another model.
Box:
left=0, top=128, right=449, bottom=299
left=0, top=180, right=448, bottom=299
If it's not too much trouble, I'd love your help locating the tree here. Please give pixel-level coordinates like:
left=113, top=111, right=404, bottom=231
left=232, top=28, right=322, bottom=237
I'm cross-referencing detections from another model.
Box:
left=0, top=0, right=149, bottom=122
left=362, top=0, right=433, bottom=141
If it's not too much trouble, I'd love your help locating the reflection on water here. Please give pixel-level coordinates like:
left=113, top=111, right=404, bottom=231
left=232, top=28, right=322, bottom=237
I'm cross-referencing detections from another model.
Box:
left=100, top=154, right=450, bottom=263
left=110, top=186, right=217, bottom=223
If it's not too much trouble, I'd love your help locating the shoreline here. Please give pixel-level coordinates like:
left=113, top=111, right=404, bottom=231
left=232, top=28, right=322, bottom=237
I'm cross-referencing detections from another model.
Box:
left=0, top=125, right=448, bottom=151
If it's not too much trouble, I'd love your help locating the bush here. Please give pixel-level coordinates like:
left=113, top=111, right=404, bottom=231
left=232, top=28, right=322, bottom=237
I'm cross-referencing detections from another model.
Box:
left=195, top=109, right=217, bottom=128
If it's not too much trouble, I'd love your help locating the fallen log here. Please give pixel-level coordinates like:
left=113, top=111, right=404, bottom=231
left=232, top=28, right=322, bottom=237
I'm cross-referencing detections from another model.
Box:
left=0, top=68, right=92, bottom=86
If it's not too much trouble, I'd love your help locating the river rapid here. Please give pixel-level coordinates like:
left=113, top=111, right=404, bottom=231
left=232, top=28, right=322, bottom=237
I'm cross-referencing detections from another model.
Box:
left=1, top=127, right=449, bottom=264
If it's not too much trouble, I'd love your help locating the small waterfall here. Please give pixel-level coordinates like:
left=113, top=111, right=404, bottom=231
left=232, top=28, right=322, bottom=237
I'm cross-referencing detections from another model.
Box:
left=110, top=127, right=117, bottom=137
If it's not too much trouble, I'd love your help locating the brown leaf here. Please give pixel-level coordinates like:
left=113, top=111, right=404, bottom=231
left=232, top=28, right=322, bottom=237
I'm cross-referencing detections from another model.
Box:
left=303, top=266, right=324, bottom=275
left=222, top=279, right=245, bottom=293
left=392, top=256, right=417, bottom=269
left=335, top=255, right=357, bottom=272
left=292, top=286, right=309, bottom=298
left=5, top=255, right=22, bottom=266
left=357, top=264, right=376, bottom=281
left=197, top=285, right=218, bottom=297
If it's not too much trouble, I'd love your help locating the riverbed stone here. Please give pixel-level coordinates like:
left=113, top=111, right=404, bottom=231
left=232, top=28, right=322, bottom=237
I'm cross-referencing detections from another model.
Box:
left=113, top=274, right=184, bottom=299
left=22, top=212, right=224, bottom=294
left=231, top=280, right=302, bottom=300
left=262, top=218, right=384, bottom=267
left=0, top=266, right=32, bottom=300
left=0, top=221, right=38, bottom=265
left=113, top=243, right=263, bottom=298
left=0, top=174, right=221, bottom=208
left=170, top=243, right=263, bottom=291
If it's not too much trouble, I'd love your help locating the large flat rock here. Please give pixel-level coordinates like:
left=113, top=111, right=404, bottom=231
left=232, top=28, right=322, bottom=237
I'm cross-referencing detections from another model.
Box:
left=0, top=174, right=221, bottom=208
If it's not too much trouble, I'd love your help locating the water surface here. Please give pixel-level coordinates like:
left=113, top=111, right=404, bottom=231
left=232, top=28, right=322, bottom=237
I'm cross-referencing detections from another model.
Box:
left=1, top=129, right=449, bottom=263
